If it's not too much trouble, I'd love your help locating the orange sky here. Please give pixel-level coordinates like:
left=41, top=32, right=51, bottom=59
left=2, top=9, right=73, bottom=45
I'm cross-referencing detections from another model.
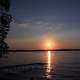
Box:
left=6, top=36, right=80, bottom=49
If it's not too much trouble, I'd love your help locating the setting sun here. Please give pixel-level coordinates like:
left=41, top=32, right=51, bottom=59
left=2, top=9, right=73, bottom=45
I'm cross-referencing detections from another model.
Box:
left=46, top=42, right=52, bottom=49
left=47, top=42, right=51, bottom=47
left=43, top=41, right=53, bottom=50
left=46, top=41, right=55, bottom=49
left=42, top=37, right=56, bottom=49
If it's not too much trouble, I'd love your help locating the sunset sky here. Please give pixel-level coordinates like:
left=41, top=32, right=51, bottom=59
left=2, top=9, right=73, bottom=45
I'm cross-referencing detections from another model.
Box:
left=7, top=0, right=80, bottom=49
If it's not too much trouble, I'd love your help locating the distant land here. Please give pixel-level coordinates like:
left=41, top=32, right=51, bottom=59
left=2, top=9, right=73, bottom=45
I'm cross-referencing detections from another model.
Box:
left=6, top=49, right=80, bottom=52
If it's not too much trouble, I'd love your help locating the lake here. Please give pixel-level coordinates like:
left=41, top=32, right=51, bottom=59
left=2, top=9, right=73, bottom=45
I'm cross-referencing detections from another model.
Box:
left=0, top=51, right=80, bottom=80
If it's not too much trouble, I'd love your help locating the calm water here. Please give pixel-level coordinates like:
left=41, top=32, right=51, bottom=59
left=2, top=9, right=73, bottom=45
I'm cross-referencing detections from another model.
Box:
left=0, top=51, right=80, bottom=80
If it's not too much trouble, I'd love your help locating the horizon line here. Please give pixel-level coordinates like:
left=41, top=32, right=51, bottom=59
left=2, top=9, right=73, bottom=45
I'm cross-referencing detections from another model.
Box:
left=2, top=49, right=80, bottom=52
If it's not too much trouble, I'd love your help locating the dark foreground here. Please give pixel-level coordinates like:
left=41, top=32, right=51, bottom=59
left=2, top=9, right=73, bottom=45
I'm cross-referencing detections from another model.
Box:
left=0, top=62, right=80, bottom=80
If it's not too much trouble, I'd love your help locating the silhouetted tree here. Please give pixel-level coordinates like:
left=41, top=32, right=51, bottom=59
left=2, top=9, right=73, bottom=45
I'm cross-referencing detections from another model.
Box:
left=0, top=0, right=12, bottom=55
left=0, top=0, right=10, bottom=11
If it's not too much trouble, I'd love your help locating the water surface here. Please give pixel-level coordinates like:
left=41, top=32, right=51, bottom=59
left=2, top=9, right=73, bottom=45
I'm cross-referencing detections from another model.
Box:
left=0, top=51, right=80, bottom=80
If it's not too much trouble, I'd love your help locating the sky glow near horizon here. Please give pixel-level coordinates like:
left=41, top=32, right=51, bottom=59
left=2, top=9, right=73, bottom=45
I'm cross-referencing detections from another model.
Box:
left=7, top=0, right=80, bottom=49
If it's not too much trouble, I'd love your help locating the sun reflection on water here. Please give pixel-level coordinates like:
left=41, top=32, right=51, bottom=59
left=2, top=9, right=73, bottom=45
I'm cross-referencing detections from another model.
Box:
left=45, top=51, right=56, bottom=79
left=47, top=51, right=51, bottom=73
left=46, top=51, right=52, bottom=79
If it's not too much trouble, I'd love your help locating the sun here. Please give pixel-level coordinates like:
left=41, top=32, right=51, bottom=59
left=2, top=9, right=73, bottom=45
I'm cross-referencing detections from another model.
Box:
left=43, top=38, right=56, bottom=49
left=47, top=42, right=51, bottom=47
left=46, top=41, right=52, bottom=49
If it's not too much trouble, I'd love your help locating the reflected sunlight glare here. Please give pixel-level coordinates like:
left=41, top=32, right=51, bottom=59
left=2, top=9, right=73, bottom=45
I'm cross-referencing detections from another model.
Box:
left=46, top=51, right=52, bottom=79
left=47, top=42, right=51, bottom=73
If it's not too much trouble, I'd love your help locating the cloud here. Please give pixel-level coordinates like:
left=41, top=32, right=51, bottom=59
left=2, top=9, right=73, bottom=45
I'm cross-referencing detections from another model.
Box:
left=10, top=19, right=65, bottom=39
left=9, top=18, right=80, bottom=40
left=12, top=18, right=64, bottom=31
